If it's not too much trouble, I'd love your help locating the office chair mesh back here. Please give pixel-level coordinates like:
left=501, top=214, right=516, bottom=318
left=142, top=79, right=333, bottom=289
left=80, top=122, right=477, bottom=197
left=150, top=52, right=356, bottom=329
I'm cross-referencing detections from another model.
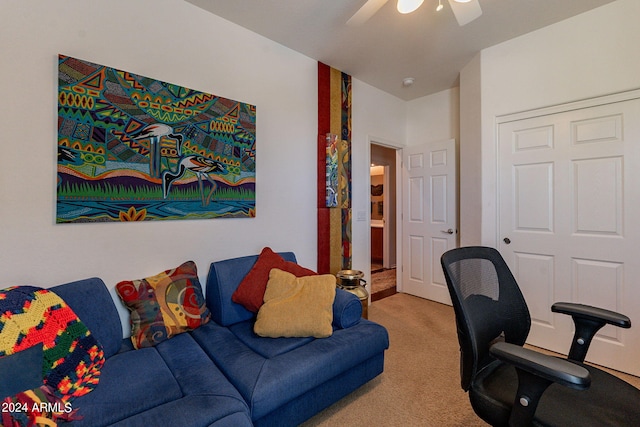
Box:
left=442, top=246, right=531, bottom=390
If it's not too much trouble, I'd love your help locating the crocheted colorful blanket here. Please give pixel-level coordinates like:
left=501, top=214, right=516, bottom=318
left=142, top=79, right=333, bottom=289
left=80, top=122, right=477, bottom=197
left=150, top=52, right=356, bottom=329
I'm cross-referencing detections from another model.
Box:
left=0, top=286, right=105, bottom=404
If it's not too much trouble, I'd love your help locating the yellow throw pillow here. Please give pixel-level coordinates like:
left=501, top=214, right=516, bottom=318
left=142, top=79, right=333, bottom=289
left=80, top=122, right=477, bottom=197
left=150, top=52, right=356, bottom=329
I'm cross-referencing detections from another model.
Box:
left=254, top=268, right=336, bottom=338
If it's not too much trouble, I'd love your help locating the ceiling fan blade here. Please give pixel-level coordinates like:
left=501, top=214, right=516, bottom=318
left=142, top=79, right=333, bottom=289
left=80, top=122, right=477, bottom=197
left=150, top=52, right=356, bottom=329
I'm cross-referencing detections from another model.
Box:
left=447, top=0, right=482, bottom=26
left=347, top=0, right=390, bottom=26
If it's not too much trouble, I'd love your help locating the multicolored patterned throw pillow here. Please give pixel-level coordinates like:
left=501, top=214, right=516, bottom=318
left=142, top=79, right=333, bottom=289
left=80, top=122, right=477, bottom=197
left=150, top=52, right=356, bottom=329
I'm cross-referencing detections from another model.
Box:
left=116, top=261, right=210, bottom=349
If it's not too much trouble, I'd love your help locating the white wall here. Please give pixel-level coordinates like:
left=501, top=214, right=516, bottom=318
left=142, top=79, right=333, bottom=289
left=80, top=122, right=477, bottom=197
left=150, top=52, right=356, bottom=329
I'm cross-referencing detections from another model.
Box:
left=459, top=53, right=482, bottom=246
left=351, top=79, right=406, bottom=290
left=473, top=0, right=640, bottom=246
left=0, top=0, right=406, bottom=334
left=0, top=0, right=320, bottom=332
left=406, top=87, right=459, bottom=147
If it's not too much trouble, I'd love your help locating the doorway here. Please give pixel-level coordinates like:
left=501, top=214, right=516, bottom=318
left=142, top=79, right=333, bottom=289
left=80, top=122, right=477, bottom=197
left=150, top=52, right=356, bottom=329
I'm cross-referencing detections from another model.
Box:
left=370, top=143, right=398, bottom=301
left=401, top=139, right=457, bottom=305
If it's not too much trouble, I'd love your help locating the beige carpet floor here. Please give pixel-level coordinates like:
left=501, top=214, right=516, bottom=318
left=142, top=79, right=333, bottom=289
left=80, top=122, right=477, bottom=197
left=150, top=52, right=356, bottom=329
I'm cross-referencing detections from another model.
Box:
left=301, top=293, right=640, bottom=427
left=301, top=293, right=483, bottom=426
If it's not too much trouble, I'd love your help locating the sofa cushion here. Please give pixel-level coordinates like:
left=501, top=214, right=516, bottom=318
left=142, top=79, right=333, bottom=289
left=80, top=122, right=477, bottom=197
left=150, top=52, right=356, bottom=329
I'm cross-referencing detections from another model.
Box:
left=231, top=247, right=316, bottom=313
left=152, top=333, right=252, bottom=425
left=155, top=332, right=247, bottom=398
left=65, top=345, right=184, bottom=426
left=228, top=321, right=314, bottom=359
left=206, top=252, right=297, bottom=326
left=69, top=333, right=252, bottom=427
left=116, top=261, right=210, bottom=348
left=254, top=269, right=336, bottom=338
left=0, top=344, right=43, bottom=399
left=106, top=396, right=253, bottom=427
left=191, top=318, right=390, bottom=421
left=225, top=292, right=360, bottom=352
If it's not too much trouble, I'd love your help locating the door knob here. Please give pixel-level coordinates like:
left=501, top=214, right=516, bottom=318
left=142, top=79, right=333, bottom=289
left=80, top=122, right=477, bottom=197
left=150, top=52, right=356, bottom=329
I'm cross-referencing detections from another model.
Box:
left=503, top=237, right=511, bottom=245
left=441, top=229, right=454, bottom=235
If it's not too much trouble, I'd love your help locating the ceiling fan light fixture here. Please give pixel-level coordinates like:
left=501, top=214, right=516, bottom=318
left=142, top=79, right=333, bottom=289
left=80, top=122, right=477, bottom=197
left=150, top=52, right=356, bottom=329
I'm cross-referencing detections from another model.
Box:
left=397, top=0, right=424, bottom=14
left=448, top=0, right=482, bottom=25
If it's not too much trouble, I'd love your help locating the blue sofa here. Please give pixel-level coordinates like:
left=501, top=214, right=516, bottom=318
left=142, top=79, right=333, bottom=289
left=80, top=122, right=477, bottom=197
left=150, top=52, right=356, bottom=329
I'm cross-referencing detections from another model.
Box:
left=47, top=252, right=389, bottom=426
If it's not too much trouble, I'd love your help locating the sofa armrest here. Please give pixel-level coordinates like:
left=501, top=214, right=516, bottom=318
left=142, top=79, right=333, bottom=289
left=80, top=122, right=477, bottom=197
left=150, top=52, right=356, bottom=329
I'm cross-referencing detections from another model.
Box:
left=333, top=288, right=362, bottom=329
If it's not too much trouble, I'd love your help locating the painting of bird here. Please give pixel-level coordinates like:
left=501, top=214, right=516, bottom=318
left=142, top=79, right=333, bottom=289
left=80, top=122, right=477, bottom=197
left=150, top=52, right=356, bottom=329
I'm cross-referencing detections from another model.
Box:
left=132, top=124, right=183, bottom=178
left=162, top=156, right=227, bottom=207
left=57, top=55, right=256, bottom=222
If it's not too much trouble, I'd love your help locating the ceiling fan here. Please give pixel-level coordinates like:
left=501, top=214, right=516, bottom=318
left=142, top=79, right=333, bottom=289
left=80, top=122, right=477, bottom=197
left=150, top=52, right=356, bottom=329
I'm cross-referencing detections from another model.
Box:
left=347, top=0, right=482, bottom=27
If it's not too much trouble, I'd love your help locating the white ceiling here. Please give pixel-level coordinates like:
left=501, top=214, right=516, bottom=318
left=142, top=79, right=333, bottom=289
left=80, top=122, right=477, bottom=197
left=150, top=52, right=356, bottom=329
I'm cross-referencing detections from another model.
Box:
left=185, top=0, right=617, bottom=101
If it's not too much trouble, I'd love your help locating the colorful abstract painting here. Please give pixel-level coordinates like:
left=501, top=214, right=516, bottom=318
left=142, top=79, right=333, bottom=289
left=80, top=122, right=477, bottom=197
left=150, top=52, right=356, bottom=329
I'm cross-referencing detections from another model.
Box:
left=57, top=55, right=256, bottom=223
left=325, top=133, right=351, bottom=210
left=325, top=133, right=339, bottom=207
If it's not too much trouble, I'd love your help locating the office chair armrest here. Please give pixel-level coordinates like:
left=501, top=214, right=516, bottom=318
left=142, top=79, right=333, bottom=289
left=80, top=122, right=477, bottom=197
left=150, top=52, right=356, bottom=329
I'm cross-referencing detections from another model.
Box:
left=551, top=302, right=631, bottom=362
left=490, top=342, right=590, bottom=390
left=490, top=342, right=590, bottom=427
left=552, top=302, right=631, bottom=328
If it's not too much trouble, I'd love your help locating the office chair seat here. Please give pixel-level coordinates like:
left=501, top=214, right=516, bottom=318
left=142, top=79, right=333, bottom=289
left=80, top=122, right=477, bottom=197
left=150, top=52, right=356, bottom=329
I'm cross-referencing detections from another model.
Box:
left=472, top=359, right=640, bottom=426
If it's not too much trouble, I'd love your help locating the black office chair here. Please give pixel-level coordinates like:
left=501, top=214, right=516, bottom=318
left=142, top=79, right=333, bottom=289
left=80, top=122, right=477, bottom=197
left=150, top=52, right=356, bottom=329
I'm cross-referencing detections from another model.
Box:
left=440, top=246, right=640, bottom=427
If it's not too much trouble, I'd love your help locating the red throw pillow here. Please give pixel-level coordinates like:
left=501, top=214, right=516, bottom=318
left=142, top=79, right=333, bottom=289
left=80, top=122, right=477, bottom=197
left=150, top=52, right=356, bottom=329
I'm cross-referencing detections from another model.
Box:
left=232, top=247, right=317, bottom=313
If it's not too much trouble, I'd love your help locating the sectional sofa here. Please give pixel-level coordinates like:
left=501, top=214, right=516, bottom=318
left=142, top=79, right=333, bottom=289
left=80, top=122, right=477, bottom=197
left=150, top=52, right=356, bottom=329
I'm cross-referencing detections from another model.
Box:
left=2, top=251, right=389, bottom=426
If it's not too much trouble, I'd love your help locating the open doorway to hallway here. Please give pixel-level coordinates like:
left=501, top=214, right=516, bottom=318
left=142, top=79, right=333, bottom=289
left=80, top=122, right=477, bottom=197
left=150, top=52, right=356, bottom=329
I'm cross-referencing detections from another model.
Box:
left=370, top=143, right=398, bottom=301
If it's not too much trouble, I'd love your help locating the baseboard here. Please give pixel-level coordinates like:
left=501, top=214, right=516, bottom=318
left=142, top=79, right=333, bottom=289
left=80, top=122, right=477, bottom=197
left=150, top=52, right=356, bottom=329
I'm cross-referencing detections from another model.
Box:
left=371, top=286, right=397, bottom=302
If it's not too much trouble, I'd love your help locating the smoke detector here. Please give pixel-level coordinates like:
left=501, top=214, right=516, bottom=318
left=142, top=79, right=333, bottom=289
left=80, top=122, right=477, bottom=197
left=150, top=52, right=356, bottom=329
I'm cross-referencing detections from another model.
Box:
left=402, top=77, right=415, bottom=87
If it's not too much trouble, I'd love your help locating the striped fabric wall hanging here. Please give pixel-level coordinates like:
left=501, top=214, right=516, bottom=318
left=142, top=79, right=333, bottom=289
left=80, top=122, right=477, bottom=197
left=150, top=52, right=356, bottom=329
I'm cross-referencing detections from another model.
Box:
left=317, top=62, right=352, bottom=274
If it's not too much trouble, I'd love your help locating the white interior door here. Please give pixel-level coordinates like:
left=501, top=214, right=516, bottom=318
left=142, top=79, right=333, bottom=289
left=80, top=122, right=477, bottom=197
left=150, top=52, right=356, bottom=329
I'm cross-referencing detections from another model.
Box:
left=402, top=139, right=457, bottom=305
left=498, top=94, right=640, bottom=376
